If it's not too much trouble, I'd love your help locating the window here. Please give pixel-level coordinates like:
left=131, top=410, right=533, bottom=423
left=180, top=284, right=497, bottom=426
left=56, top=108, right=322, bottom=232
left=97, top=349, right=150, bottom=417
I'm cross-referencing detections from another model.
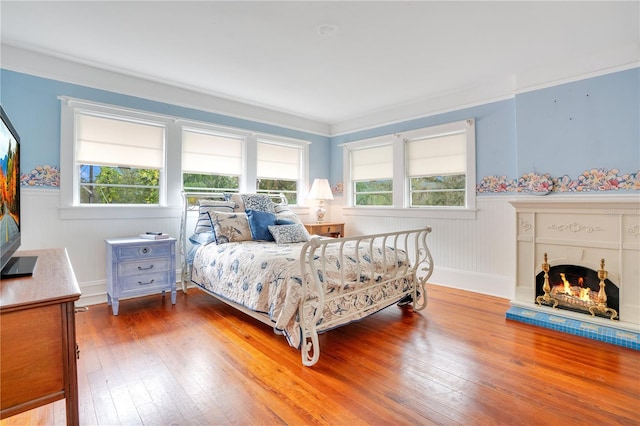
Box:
left=351, top=144, right=393, bottom=206
left=59, top=97, right=311, bottom=218
left=75, top=111, right=166, bottom=205
left=256, top=138, right=306, bottom=204
left=182, top=126, right=244, bottom=194
left=406, top=131, right=466, bottom=207
left=344, top=119, right=475, bottom=214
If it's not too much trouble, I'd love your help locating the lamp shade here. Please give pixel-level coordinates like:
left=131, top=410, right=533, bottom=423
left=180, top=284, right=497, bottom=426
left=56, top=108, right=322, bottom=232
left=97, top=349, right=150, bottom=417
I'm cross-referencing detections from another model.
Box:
left=308, top=178, right=334, bottom=201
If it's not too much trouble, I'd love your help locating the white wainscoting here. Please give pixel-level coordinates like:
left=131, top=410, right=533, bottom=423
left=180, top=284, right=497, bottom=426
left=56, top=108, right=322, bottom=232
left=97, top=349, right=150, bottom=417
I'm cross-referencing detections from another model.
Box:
left=21, top=189, right=517, bottom=305
left=330, top=196, right=517, bottom=299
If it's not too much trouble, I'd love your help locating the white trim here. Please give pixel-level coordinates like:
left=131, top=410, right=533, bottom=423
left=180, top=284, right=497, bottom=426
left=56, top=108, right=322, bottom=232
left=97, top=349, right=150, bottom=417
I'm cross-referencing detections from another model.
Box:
left=3, top=44, right=331, bottom=136
left=342, top=206, right=477, bottom=221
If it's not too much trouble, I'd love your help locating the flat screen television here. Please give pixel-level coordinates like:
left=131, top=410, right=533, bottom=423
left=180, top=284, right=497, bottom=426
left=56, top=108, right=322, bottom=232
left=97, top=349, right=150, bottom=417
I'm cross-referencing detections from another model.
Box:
left=1, top=105, right=37, bottom=278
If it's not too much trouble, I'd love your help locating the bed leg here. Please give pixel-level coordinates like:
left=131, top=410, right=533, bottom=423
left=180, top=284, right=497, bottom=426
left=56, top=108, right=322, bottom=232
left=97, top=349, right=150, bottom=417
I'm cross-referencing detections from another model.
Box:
left=301, top=332, right=320, bottom=367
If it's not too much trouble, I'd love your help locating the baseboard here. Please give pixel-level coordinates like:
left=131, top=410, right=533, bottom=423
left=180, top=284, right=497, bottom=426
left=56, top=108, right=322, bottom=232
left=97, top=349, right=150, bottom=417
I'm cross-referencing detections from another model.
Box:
left=429, top=267, right=514, bottom=299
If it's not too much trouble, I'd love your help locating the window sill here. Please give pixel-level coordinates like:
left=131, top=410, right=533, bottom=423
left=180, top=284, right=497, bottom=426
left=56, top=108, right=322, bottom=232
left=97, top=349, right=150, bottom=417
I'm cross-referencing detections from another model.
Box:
left=59, top=205, right=182, bottom=220
left=342, top=206, right=477, bottom=220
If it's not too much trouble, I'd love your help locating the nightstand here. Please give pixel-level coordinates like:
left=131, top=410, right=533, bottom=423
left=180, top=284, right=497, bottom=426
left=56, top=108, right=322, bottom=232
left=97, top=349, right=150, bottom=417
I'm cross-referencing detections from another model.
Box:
left=105, top=237, right=177, bottom=316
left=304, top=222, right=344, bottom=238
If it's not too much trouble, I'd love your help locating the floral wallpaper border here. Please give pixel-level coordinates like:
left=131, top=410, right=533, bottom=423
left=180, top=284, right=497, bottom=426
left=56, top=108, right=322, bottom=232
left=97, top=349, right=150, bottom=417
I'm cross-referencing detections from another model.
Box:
left=477, top=168, right=640, bottom=194
left=19, top=165, right=640, bottom=194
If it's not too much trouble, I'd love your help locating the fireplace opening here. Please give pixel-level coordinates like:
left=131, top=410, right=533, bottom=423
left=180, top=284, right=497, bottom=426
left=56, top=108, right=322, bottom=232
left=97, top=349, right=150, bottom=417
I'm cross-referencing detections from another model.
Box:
left=535, top=262, right=619, bottom=321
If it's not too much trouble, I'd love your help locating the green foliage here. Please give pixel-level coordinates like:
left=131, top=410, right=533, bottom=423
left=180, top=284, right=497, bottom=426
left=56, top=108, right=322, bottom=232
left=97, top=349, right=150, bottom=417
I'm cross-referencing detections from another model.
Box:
left=258, top=179, right=297, bottom=204
left=354, top=179, right=392, bottom=206
left=183, top=173, right=239, bottom=192
left=411, top=174, right=466, bottom=206
left=80, top=165, right=159, bottom=204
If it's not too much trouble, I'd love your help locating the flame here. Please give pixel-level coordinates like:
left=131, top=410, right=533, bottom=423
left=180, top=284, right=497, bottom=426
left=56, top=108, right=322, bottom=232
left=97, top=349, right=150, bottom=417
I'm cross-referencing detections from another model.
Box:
left=560, top=273, right=572, bottom=294
left=579, top=287, right=591, bottom=301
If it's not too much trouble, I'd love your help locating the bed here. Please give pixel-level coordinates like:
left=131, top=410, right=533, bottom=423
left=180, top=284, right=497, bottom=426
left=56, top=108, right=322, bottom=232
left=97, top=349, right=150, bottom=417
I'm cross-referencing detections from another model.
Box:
left=179, top=191, right=433, bottom=366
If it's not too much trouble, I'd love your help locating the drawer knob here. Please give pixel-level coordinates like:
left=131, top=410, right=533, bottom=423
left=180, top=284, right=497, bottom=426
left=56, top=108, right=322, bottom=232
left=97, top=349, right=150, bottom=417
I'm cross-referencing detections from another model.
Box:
left=138, top=264, right=154, bottom=271
left=138, top=279, right=155, bottom=286
left=141, top=247, right=150, bottom=254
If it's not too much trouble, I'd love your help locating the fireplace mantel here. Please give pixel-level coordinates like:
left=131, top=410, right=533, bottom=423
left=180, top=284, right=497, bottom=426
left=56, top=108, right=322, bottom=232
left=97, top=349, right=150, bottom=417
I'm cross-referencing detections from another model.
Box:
left=509, top=194, right=640, bottom=343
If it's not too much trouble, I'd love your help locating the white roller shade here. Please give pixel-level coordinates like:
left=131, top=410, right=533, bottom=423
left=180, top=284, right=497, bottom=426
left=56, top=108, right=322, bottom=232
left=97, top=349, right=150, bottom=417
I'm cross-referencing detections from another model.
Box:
left=257, top=141, right=300, bottom=180
left=182, top=129, right=243, bottom=175
left=76, top=113, right=165, bottom=169
left=407, top=132, right=466, bottom=176
left=351, top=144, right=393, bottom=180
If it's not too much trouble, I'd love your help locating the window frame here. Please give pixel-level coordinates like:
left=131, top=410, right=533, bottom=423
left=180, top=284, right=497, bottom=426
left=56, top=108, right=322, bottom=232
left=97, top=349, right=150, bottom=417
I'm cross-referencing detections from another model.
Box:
left=255, top=135, right=310, bottom=205
left=343, top=119, right=476, bottom=220
left=60, top=97, right=180, bottom=219
left=60, top=97, right=311, bottom=219
left=181, top=121, right=248, bottom=194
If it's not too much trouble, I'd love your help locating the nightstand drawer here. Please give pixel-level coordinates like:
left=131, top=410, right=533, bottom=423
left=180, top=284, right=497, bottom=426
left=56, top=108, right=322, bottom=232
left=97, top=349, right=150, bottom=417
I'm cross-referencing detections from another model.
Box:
left=116, top=242, right=173, bottom=260
left=322, top=224, right=342, bottom=234
left=116, top=271, right=172, bottom=296
left=117, top=257, right=172, bottom=277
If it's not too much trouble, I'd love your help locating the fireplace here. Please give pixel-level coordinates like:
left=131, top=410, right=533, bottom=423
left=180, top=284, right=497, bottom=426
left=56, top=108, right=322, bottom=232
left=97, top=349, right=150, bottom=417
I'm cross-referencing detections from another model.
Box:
left=508, top=196, right=639, bottom=350
left=535, top=256, right=619, bottom=320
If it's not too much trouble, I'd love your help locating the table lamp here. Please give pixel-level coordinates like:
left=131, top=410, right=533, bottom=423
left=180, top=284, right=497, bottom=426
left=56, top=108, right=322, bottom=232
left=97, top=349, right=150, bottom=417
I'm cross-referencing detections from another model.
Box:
left=308, top=178, right=334, bottom=223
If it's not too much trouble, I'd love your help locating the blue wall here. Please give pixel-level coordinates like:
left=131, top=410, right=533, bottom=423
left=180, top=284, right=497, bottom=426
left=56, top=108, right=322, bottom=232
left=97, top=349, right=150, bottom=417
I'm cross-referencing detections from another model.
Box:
left=331, top=67, right=639, bottom=194
left=2, top=67, right=638, bottom=194
left=0, top=69, right=331, bottom=185
left=515, top=68, right=639, bottom=178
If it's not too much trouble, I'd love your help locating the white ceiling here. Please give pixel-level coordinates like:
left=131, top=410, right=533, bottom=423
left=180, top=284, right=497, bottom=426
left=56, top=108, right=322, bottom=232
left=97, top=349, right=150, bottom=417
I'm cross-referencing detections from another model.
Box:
left=1, top=1, right=638, bottom=128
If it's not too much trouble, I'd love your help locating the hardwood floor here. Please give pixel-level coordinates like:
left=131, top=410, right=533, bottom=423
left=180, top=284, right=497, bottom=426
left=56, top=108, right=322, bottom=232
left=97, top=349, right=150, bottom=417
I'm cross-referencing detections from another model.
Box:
left=2, top=284, right=638, bottom=425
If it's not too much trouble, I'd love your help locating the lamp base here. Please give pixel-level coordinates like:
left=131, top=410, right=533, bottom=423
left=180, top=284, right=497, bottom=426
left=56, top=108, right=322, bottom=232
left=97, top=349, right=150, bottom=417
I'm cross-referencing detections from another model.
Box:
left=315, top=201, right=326, bottom=223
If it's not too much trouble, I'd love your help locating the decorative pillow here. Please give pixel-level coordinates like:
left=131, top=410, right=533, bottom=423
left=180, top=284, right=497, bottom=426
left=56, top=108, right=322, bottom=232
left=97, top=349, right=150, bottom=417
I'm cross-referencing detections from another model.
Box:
left=194, top=200, right=235, bottom=234
left=268, top=224, right=310, bottom=244
left=242, top=194, right=275, bottom=213
left=274, top=199, right=291, bottom=214
left=208, top=211, right=252, bottom=244
left=275, top=218, right=296, bottom=225
left=224, top=193, right=245, bottom=212
left=189, top=232, right=216, bottom=246
left=246, top=209, right=276, bottom=241
left=276, top=212, right=302, bottom=225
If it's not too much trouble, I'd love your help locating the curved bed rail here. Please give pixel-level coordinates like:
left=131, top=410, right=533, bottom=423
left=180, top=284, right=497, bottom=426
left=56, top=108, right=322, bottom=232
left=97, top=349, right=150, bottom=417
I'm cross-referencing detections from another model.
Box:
left=298, top=226, right=433, bottom=366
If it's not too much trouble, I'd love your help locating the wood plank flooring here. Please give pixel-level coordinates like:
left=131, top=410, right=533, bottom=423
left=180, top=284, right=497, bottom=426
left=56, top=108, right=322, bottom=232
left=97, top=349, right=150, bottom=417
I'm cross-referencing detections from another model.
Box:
left=2, top=284, right=638, bottom=425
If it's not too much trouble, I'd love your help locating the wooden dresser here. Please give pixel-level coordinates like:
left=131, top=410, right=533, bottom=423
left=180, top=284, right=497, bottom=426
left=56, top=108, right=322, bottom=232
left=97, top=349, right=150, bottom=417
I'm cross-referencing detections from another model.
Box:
left=0, top=248, right=81, bottom=426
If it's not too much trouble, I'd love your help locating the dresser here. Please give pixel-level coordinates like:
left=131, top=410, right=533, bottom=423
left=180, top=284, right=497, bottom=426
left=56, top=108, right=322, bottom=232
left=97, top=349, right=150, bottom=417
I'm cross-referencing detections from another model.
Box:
left=303, top=222, right=345, bottom=238
left=105, top=237, right=177, bottom=316
left=1, top=248, right=81, bottom=426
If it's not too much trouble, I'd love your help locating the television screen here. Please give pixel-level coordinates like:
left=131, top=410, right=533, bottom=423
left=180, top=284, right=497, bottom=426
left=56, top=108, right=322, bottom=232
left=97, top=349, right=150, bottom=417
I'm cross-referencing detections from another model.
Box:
left=1, top=105, right=36, bottom=277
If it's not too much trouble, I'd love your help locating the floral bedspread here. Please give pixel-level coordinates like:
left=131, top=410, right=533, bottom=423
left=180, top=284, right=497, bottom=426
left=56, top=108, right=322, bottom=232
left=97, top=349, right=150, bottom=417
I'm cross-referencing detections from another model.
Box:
left=190, top=239, right=412, bottom=348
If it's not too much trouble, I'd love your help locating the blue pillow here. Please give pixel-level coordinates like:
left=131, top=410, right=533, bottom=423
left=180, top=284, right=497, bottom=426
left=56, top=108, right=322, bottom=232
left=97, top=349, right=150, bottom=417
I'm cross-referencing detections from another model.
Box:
left=275, top=218, right=296, bottom=225
left=246, top=209, right=276, bottom=241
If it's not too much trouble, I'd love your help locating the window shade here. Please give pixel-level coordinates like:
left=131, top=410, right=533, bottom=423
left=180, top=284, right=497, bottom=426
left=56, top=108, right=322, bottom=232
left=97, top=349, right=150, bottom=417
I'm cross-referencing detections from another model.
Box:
left=407, top=132, right=466, bottom=176
left=351, top=144, right=393, bottom=180
left=257, top=141, right=300, bottom=179
left=76, top=113, right=165, bottom=169
left=182, top=129, right=243, bottom=175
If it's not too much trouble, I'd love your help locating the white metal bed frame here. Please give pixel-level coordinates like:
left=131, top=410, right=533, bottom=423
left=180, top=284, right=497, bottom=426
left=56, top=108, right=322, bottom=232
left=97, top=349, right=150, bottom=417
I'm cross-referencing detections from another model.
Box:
left=180, top=191, right=434, bottom=366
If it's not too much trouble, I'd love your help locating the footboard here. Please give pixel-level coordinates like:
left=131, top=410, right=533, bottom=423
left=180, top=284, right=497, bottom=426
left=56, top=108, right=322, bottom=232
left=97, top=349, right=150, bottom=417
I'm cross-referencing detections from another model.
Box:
left=298, top=227, right=433, bottom=366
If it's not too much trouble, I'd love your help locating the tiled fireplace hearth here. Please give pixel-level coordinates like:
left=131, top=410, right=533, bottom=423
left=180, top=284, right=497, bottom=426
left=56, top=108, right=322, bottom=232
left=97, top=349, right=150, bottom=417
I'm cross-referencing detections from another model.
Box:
left=508, top=196, right=640, bottom=350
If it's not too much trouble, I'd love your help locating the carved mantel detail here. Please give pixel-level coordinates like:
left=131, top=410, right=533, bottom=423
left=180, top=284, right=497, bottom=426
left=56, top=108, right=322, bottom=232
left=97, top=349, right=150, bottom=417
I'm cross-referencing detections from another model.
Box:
left=548, top=222, right=603, bottom=233
left=520, top=217, right=531, bottom=232
left=628, top=225, right=640, bottom=237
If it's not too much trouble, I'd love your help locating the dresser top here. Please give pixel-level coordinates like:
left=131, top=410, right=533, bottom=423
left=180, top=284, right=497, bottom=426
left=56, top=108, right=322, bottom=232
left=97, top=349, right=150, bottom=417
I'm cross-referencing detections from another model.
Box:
left=1, top=248, right=81, bottom=311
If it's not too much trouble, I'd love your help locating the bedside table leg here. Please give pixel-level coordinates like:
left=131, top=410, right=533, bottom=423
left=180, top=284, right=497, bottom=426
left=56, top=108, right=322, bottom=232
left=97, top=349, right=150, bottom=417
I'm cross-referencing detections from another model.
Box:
left=171, top=289, right=177, bottom=305
left=111, top=298, right=119, bottom=316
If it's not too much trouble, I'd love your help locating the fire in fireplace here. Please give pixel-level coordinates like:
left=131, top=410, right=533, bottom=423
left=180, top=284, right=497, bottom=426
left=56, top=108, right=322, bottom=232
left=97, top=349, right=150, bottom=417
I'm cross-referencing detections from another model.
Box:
left=535, top=254, right=619, bottom=320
